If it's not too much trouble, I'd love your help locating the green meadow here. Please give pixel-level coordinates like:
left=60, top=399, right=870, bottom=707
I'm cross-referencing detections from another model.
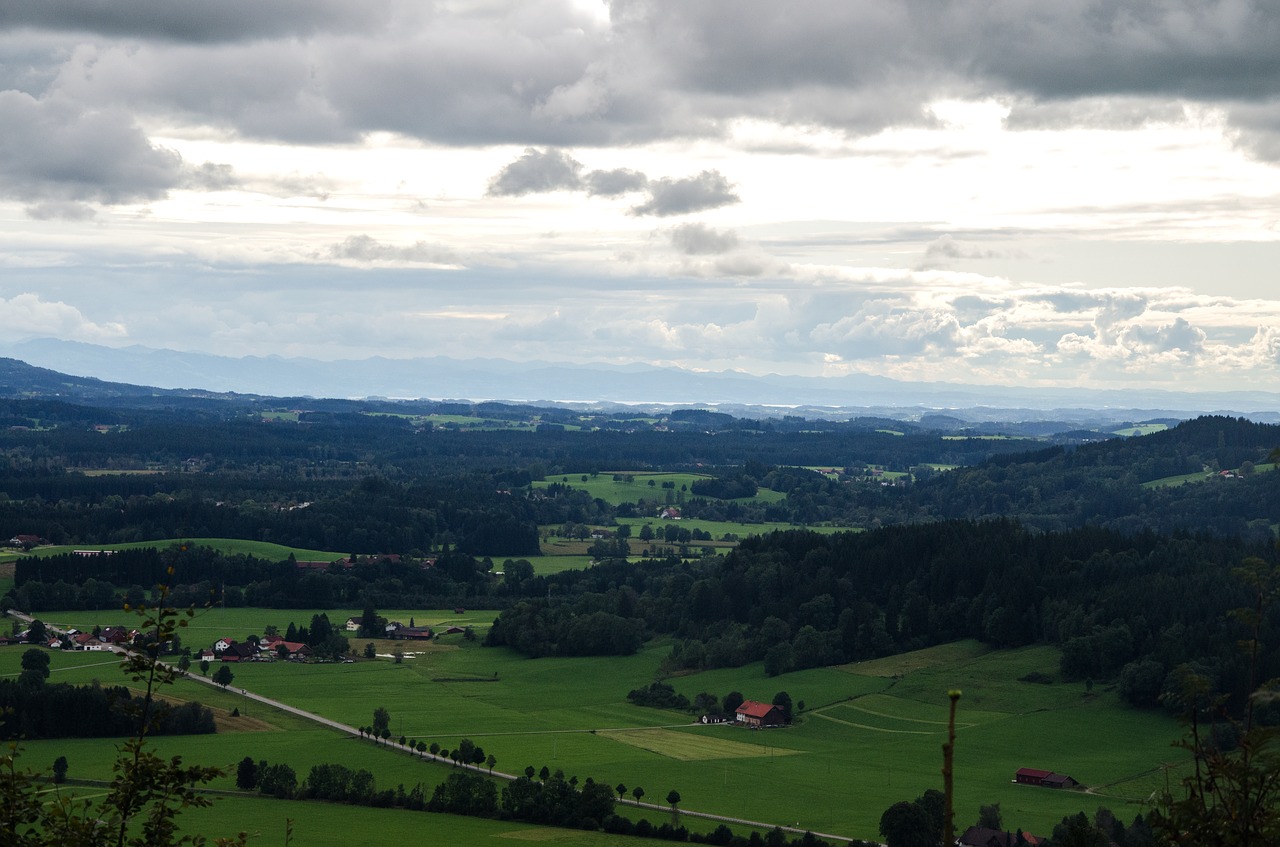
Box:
left=176, top=796, right=680, bottom=847
left=615, top=518, right=847, bottom=540
left=1, top=622, right=1191, bottom=842
left=533, top=472, right=787, bottom=506
left=15, top=537, right=345, bottom=562
left=1109, top=424, right=1168, bottom=437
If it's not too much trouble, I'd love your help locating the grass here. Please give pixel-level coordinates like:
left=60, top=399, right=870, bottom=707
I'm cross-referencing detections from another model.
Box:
left=598, top=728, right=802, bottom=761
left=516, top=554, right=597, bottom=574
left=1110, top=424, right=1168, bottom=437
left=4, top=615, right=1191, bottom=842
left=1141, top=465, right=1275, bottom=489
left=176, top=795, right=681, bottom=846
left=533, top=473, right=787, bottom=507
left=16, top=538, right=345, bottom=562
left=616, top=518, right=850, bottom=541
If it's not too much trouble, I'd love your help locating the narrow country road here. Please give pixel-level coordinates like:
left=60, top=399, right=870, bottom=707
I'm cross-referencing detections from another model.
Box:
left=6, top=610, right=855, bottom=843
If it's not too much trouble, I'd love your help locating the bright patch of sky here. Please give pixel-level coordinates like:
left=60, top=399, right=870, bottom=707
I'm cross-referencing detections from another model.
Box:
left=2, top=1, right=1280, bottom=395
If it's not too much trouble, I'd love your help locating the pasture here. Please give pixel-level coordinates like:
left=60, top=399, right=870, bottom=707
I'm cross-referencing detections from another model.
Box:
left=2, top=617, right=1190, bottom=843
left=533, top=472, right=787, bottom=506
left=15, top=537, right=345, bottom=562
left=1110, top=423, right=1168, bottom=437
left=176, top=796, right=678, bottom=847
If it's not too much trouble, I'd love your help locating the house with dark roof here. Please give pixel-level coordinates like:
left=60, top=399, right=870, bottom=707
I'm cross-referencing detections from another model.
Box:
left=958, top=826, right=1042, bottom=847
left=1014, top=767, right=1052, bottom=786
left=220, top=642, right=260, bottom=662
left=735, top=700, right=785, bottom=727
left=1015, top=768, right=1080, bottom=789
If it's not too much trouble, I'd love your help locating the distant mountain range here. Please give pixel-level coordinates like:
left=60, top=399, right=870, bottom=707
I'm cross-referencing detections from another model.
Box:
left=3, top=337, right=1279, bottom=424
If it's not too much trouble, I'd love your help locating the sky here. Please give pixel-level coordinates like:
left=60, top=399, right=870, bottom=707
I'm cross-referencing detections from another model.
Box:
left=2, top=0, right=1280, bottom=394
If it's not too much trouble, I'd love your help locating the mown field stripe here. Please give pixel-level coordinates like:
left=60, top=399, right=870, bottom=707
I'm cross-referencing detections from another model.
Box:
left=811, top=711, right=937, bottom=735
left=841, top=703, right=977, bottom=728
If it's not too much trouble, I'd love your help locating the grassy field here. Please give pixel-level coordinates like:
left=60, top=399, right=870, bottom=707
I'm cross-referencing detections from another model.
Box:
left=615, top=518, right=850, bottom=541
left=1110, top=424, right=1168, bottom=437
left=533, top=472, right=787, bottom=506
left=1141, top=464, right=1276, bottom=489
left=177, top=795, right=681, bottom=847
left=2, top=621, right=1189, bottom=842
left=13, top=538, right=345, bottom=562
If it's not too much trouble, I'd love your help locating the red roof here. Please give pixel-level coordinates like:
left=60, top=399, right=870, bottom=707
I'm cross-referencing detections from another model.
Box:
left=1016, top=768, right=1052, bottom=779
left=736, top=700, right=777, bottom=719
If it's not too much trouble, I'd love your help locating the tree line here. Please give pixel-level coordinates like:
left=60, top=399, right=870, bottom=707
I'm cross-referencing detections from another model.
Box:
left=488, top=521, right=1278, bottom=716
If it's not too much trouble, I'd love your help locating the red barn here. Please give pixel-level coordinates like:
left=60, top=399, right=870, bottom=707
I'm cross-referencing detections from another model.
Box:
left=735, top=700, right=785, bottom=727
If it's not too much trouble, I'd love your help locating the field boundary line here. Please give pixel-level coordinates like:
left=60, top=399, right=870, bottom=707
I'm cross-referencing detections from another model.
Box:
left=841, top=702, right=976, bottom=728
left=811, top=712, right=936, bottom=735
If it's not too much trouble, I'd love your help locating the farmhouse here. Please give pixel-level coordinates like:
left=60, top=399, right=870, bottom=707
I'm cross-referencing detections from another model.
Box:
left=1041, top=773, right=1080, bottom=789
left=1014, top=767, right=1052, bottom=786
left=958, top=826, right=1042, bottom=847
left=735, top=700, right=785, bottom=727
left=99, top=627, right=134, bottom=646
left=1014, top=767, right=1079, bottom=789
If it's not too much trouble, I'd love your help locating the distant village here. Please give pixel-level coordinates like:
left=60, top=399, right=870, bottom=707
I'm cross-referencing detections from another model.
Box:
left=7, top=612, right=472, bottom=664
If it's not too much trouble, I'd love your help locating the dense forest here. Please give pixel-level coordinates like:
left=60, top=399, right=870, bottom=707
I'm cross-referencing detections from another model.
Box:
left=486, top=523, right=1278, bottom=713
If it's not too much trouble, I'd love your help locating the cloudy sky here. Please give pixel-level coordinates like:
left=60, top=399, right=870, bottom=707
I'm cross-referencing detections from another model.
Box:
left=3, top=0, right=1280, bottom=394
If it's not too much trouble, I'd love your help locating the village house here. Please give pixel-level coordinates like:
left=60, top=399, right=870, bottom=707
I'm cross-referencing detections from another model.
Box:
left=1014, top=767, right=1079, bottom=789
left=99, top=626, right=134, bottom=646
left=957, top=826, right=1042, bottom=847
left=272, top=641, right=312, bottom=660
left=1041, top=773, right=1080, bottom=789
left=219, top=642, right=259, bottom=662
left=734, top=700, right=786, bottom=728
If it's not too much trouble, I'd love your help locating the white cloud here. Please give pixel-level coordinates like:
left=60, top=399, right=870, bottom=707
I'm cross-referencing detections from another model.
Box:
left=327, top=234, right=462, bottom=266
left=0, top=294, right=127, bottom=342
left=0, top=2, right=1279, bottom=395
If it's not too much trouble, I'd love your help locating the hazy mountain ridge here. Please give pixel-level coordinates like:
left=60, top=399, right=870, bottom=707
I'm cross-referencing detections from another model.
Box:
left=3, top=338, right=1279, bottom=424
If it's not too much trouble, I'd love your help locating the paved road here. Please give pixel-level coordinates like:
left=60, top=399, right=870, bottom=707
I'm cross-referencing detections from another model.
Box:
left=6, top=610, right=854, bottom=843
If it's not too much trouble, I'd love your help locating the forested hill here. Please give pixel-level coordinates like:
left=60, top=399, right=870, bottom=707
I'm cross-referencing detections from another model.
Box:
left=894, top=415, right=1280, bottom=538
left=487, top=522, right=1277, bottom=714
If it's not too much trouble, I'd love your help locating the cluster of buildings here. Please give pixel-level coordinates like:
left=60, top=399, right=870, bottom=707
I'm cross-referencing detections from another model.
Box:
left=7, top=625, right=136, bottom=652
left=198, top=634, right=313, bottom=663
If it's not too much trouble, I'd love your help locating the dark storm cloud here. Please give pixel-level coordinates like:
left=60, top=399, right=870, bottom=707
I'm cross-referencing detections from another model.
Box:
left=183, top=162, right=238, bottom=191
left=630, top=171, right=739, bottom=217
left=584, top=168, right=649, bottom=197
left=487, top=148, right=585, bottom=197
left=11, top=1, right=1280, bottom=151
left=0, top=91, right=182, bottom=208
left=10, top=0, right=1280, bottom=206
left=0, top=0, right=378, bottom=43
left=670, top=223, right=740, bottom=255
left=958, top=1, right=1280, bottom=103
